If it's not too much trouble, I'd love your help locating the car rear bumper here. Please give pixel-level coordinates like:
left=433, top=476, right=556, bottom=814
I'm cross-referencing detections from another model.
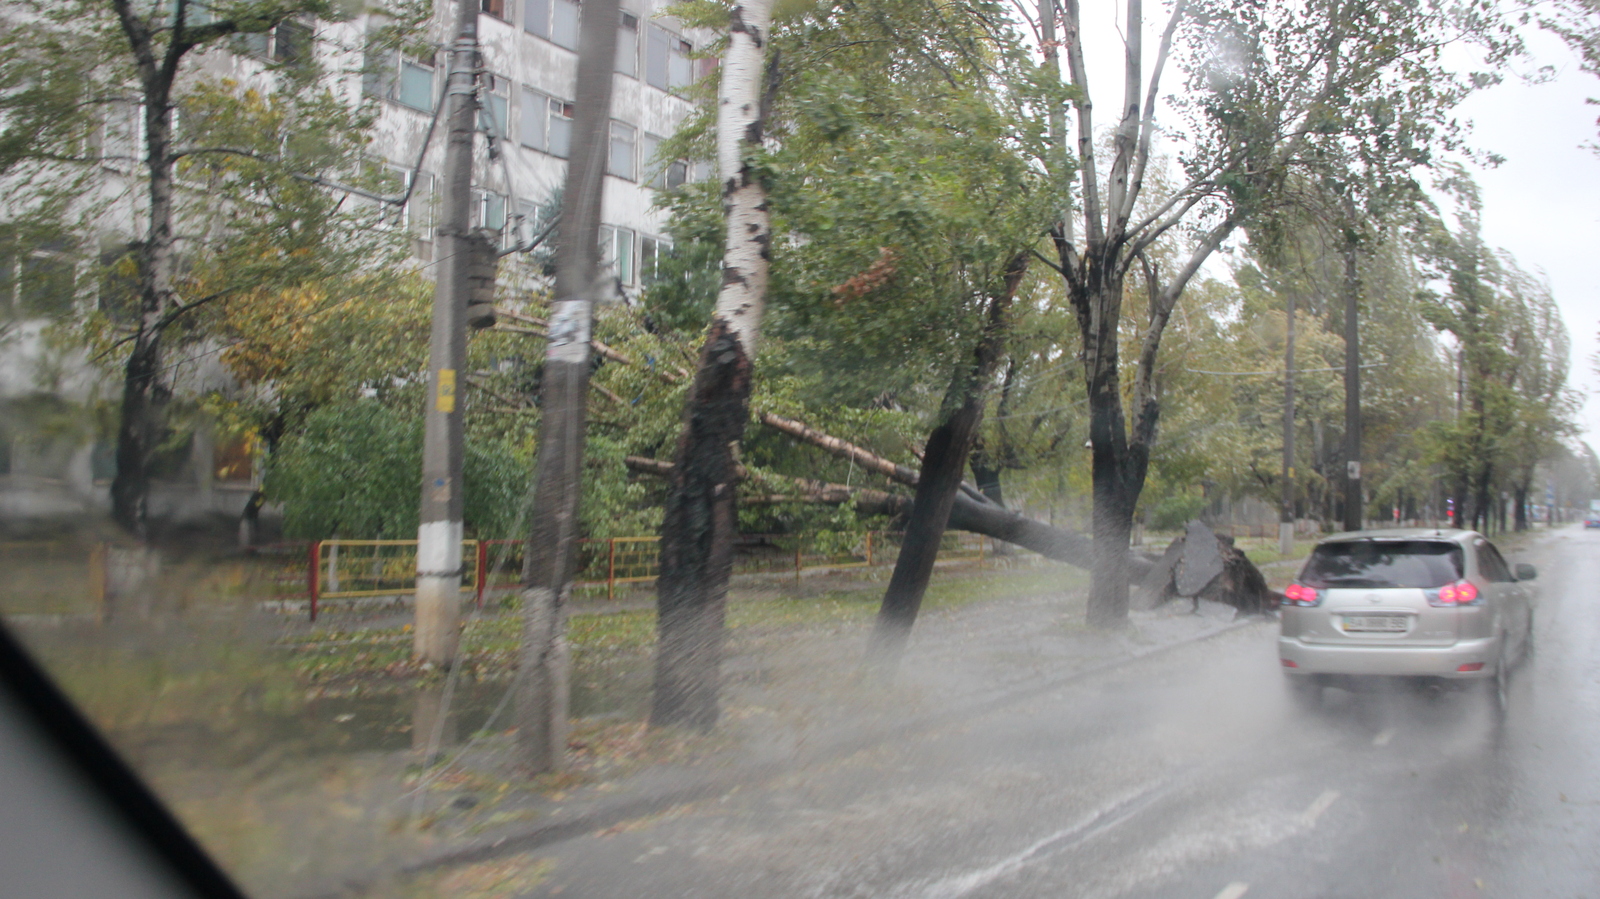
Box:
left=1278, top=634, right=1501, bottom=678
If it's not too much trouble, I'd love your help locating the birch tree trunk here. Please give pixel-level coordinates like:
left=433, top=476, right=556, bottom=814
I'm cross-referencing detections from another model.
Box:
left=515, top=0, right=620, bottom=770
left=650, top=0, right=775, bottom=732
left=108, top=3, right=180, bottom=540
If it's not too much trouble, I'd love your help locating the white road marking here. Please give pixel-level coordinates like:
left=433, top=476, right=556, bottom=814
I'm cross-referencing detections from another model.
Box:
left=1373, top=728, right=1396, bottom=746
left=1213, top=883, right=1250, bottom=899
left=1302, top=789, right=1340, bottom=826
left=904, top=783, right=1169, bottom=899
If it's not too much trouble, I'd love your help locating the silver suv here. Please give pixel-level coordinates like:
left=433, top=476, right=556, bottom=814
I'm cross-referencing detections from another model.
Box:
left=1278, top=529, right=1536, bottom=710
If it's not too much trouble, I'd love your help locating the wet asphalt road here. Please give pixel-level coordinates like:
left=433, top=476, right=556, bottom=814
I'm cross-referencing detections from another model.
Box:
left=522, top=528, right=1600, bottom=899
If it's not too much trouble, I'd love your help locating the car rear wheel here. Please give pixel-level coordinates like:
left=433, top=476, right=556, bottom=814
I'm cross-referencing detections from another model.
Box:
left=1520, top=612, right=1536, bottom=665
left=1485, top=646, right=1510, bottom=718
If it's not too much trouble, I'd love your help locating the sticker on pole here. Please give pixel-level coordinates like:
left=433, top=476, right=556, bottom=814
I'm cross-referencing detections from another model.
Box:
left=1347, top=460, right=1361, bottom=479
left=548, top=300, right=591, bottom=363
left=437, top=369, right=456, bottom=413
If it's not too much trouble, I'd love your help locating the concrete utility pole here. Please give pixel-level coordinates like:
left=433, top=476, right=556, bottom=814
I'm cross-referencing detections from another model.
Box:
left=1280, top=290, right=1296, bottom=554
left=515, top=0, right=620, bottom=771
left=415, top=0, right=479, bottom=664
left=1342, top=234, right=1362, bottom=533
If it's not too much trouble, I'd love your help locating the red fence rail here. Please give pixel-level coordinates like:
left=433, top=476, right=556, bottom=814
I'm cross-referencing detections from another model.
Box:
left=257, top=530, right=996, bottom=621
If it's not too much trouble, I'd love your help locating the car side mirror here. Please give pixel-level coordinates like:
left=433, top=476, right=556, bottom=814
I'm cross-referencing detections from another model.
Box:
left=1515, top=563, right=1537, bottom=581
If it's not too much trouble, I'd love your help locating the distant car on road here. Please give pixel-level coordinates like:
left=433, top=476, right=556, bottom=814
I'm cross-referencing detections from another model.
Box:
left=1584, top=516, right=1600, bottom=529
left=1279, top=529, right=1535, bottom=712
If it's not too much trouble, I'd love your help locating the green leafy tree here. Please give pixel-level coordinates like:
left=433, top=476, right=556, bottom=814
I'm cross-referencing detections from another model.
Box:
left=0, top=0, right=415, bottom=537
left=1042, top=0, right=1518, bottom=623
left=266, top=400, right=530, bottom=540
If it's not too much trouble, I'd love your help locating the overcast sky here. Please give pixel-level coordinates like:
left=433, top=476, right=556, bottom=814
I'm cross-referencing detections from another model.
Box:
left=1072, top=4, right=1600, bottom=451
left=1458, top=27, right=1600, bottom=450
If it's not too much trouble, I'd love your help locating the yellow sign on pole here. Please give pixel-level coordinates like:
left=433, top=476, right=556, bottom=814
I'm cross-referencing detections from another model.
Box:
left=436, top=369, right=456, bottom=413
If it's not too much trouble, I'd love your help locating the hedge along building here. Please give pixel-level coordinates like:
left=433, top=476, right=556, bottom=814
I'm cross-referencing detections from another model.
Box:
left=0, top=0, right=708, bottom=537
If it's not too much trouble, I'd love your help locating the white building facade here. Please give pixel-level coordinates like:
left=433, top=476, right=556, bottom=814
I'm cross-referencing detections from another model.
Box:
left=354, top=0, right=708, bottom=293
left=0, top=0, right=709, bottom=531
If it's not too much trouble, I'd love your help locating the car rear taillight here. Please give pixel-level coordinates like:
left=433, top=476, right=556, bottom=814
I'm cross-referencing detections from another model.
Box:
left=1426, top=579, right=1481, bottom=607
left=1283, top=583, right=1322, bottom=607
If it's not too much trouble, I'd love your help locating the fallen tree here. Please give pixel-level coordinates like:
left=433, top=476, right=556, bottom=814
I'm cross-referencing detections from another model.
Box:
left=624, top=454, right=1134, bottom=576
left=758, top=411, right=994, bottom=507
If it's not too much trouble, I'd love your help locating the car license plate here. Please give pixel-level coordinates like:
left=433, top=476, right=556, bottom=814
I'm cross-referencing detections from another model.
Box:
left=1343, top=615, right=1408, bottom=633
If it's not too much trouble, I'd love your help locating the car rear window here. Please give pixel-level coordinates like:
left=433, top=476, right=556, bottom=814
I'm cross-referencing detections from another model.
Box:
left=1300, top=540, right=1463, bottom=589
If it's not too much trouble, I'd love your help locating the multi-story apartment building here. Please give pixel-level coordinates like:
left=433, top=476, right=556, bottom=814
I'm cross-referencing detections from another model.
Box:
left=0, top=0, right=708, bottom=532
left=246, top=0, right=708, bottom=292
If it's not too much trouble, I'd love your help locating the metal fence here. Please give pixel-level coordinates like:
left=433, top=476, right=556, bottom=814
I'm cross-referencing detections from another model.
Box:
left=272, top=530, right=994, bottom=619
left=2, top=530, right=1000, bottom=622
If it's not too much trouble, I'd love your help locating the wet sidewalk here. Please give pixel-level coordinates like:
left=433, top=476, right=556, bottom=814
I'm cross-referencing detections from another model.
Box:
left=320, top=591, right=1260, bottom=898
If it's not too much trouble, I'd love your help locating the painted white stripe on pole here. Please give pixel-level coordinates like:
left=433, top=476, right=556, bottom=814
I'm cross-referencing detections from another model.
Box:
left=417, top=520, right=464, bottom=572
left=1213, top=882, right=1250, bottom=899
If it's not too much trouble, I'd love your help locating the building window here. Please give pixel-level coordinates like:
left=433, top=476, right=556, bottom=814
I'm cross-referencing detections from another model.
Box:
left=475, top=191, right=508, bottom=233
left=608, top=120, right=635, bottom=180
left=640, top=235, right=669, bottom=284
left=172, top=0, right=216, bottom=27
left=273, top=19, right=311, bottom=65
left=236, top=19, right=311, bottom=66
left=517, top=92, right=575, bottom=157
left=379, top=167, right=435, bottom=236
left=234, top=30, right=270, bottom=57
left=99, top=100, right=145, bottom=170
left=96, top=243, right=140, bottom=325
left=641, top=132, right=687, bottom=189
left=365, top=41, right=436, bottom=112
left=599, top=225, right=634, bottom=286
left=548, top=97, right=574, bottom=157
left=519, top=87, right=548, bottom=150
left=481, top=0, right=507, bottom=20
left=0, top=243, right=12, bottom=318
left=552, top=0, right=579, bottom=49
left=512, top=200, right=540, bottom=246
left=523, top=0, right=548, bottom=38
left=409, top=172, right=436, bottom=237
left=526, top=0, right=579, bottom=49
left=1, top=242, right=78, bottom=321
left=398, top=60, right=435, bottom=110
left=480, top=73, right=510, bottom=139
left=616, top=11, right=639, bottom=77
left=645, top=25, right=693, bottom=91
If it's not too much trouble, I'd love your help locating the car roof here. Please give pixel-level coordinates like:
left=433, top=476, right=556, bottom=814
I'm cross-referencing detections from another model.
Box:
left=1315, top=528, right=1474, bottom=546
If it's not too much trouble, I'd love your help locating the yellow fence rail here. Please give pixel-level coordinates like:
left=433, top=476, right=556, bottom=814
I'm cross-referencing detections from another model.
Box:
left=308, top=539, right=479, bottom=622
